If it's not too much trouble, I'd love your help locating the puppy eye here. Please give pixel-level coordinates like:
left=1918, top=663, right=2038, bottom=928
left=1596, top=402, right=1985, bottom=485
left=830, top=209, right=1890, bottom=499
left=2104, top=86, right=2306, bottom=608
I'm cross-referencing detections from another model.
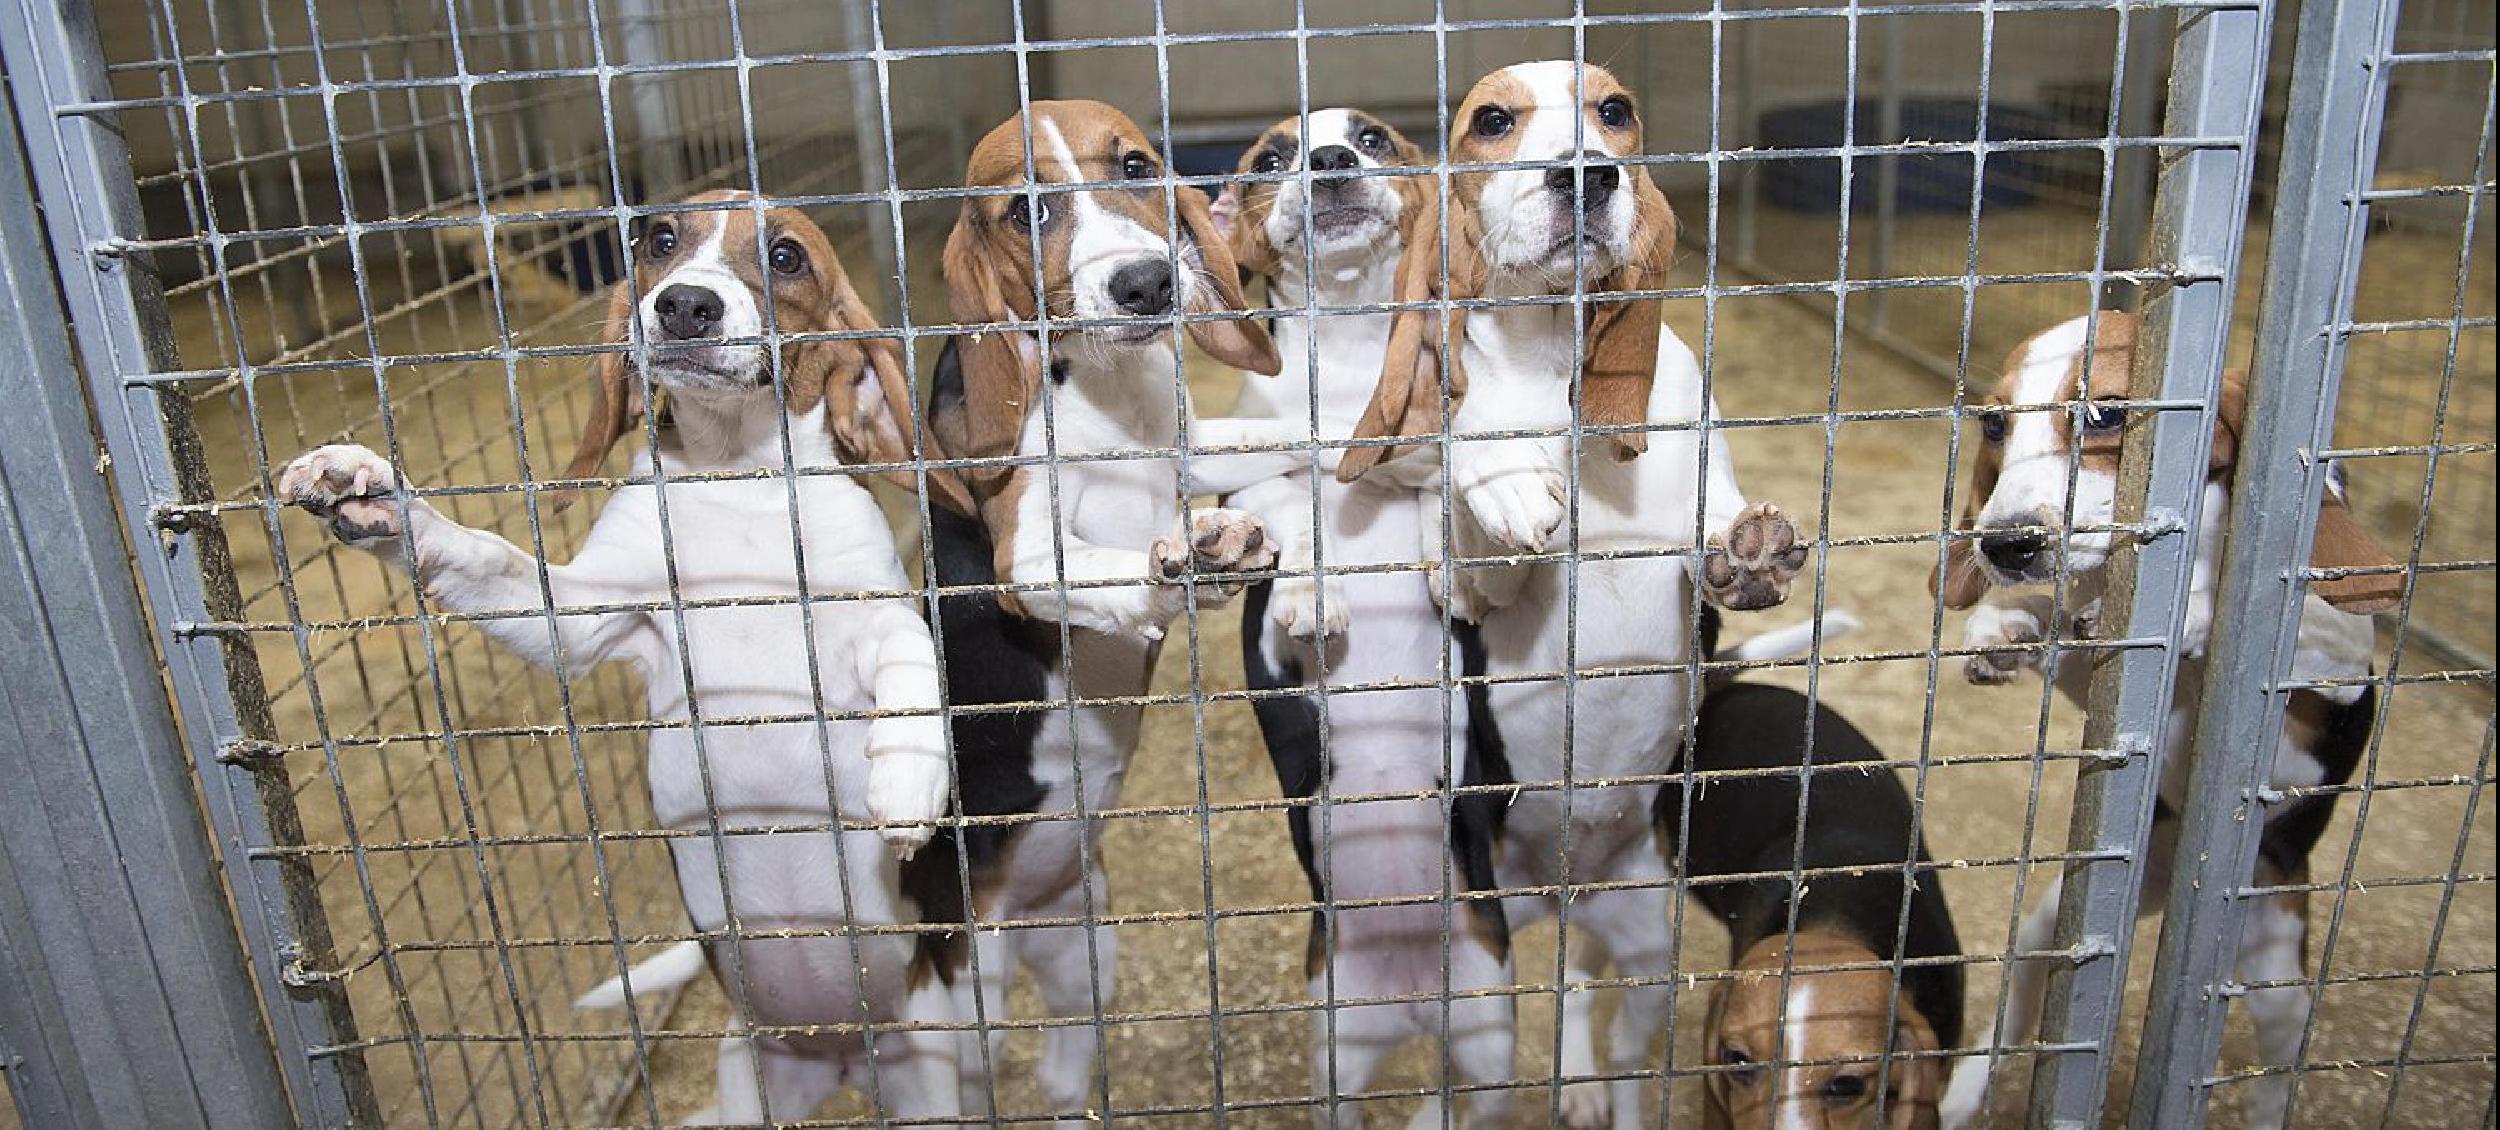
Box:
left=1719, top=1047, right=1761, bottom=1085
left=1357, top=126, right=1389, bottom=151
left=2081, top=399, right=2126, bottom=433
left=1823, top=1074, right=1870, bottom=1102
left=1121, top=150, right=1154, bottom=180
left=645, top=223, right=678, bottom=258
left=1253, top=151, right=1284, bottom=174
left=1471, top=105, right=1514, bottom=140
left=1006, top=195, right=1050, bottom=230
left=768, top=238, right=807, bottom=277
left=1978, top=410, right=2008, bottom=443
left=1597, top=95, right=1635, bottom=129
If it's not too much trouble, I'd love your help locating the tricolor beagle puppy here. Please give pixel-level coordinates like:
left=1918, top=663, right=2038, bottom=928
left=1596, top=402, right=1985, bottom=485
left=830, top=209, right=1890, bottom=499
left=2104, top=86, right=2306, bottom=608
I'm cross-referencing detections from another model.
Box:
left=1336, top=62, right=1811, bottom=1129
left=1663, top=612, right=1960, bottom=1130
left=918, top=100, right=1300, bottom=1123
left=279, top=192, right=965, bottom=1124
left=1215, top=109, right=1520, bottom=1126
left=1932, top=312, right=2400, bottom=1130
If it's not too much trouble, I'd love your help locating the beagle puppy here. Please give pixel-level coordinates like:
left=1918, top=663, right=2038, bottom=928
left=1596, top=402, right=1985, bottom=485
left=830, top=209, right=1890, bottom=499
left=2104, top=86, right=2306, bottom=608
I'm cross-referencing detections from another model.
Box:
left=279, top=192, right=964, bottom=1124
left=1216, top=109, right=1520, bottom=1126
left=1338, top=61, right=1811, bottom=1129
left=1932, top=312, right=2399, bottom=1130
left=918, top=100, right=1297, bottom=1124
left=1662, top=614, right=1960, bottom=1130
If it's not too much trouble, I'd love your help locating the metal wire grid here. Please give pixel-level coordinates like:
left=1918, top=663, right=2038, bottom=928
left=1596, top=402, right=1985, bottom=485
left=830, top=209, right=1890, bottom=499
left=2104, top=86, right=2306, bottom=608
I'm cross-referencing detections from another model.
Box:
left=1, top=0, right=2490, bottom=1126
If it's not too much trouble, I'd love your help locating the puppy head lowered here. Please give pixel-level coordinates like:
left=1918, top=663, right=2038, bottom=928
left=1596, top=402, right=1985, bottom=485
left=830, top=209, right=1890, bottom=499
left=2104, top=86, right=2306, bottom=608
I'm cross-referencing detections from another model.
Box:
left=562, top=189, right=932, bottom=508
left=1214, top=107, right=1427, bottom=284
left=1928, top=311, right=2400, bottom=614
left=1339, top=61, right=1678, bottom=480
left=939, top=101, right=1278, bottom=476
left=1703, top=933, right=1943, bottom=1130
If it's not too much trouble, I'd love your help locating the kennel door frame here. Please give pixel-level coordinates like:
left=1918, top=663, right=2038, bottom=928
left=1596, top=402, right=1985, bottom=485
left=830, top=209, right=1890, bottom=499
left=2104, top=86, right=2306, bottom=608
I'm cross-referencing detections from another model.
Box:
left=0, top=1, right=370, bottom=1126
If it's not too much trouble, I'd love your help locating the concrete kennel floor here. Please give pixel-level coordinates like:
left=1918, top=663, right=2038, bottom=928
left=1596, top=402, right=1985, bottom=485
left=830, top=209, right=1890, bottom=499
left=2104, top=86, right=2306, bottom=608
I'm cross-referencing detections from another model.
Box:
left=107, top=209, right=2493, bottom=1128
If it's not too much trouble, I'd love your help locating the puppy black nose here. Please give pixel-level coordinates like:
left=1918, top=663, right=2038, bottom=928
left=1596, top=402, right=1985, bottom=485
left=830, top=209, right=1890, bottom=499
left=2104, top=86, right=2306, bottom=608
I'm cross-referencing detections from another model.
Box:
left=654, top=283, right=723, bottom=340
left=1108, top=259, right=1175, bottom=317
left=1980, top=529, right=2050, bottom=574
left=1544, top=150, right=1620, bottom=209
left=1308, top=145, right=1360, bottom=173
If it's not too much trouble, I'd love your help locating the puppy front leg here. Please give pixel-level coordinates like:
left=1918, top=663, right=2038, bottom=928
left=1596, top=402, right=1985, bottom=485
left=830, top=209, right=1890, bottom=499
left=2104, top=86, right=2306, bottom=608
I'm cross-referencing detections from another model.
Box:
left=278, top=443, right=651, bottom=676
left=1002, top=491, right=1279, bottom=640
left=1686, top=418, right=1809, bottom=612
left=1182, top=417, right=1341, bottom=496
left=1228, top=473, right=1341, bottom=642
left=859, top=602, right=951, bottom=859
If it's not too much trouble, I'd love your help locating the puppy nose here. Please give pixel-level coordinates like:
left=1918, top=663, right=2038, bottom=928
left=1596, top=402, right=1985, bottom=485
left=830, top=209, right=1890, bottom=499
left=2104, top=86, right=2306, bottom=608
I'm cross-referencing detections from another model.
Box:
left=1980, top=529, right=2050, bottom=574
left=1544, top=150, right=1620, bottom=209
left=1108, top=259, right=1175, bottom=316
left=1308, top=145, right=1360, bottom=173
left=654, top=283, right=724, bottom=340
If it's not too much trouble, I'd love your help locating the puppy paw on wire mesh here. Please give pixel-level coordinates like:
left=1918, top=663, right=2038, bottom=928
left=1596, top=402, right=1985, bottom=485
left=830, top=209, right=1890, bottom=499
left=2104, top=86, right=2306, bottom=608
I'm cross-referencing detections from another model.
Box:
left=1150, top=507, right=1279, bottom=595
left=278, top=443, right=413, bottom=548
left=1453, top=447, right=1568, bottom=554
left=1700, top=501, right=1809, bottom=611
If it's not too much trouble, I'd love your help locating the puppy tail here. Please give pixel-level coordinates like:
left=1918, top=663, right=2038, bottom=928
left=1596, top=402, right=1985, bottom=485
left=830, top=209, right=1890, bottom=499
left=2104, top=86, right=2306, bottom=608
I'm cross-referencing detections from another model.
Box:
left=573, top=939, right=708, bottom=1010
left=1705, top=609, right=1860, bottom=692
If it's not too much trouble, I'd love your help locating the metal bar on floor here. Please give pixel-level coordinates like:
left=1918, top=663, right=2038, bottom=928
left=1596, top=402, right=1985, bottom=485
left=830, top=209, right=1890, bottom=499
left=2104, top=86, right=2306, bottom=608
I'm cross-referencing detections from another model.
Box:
left=0, top=76, right=297, bottom=1130
left=2128, top=0, right=2404, bottom=1125
left=0, top=1, right=372, bottom=1124
left=2026, top=0, right=2278, bottom=1125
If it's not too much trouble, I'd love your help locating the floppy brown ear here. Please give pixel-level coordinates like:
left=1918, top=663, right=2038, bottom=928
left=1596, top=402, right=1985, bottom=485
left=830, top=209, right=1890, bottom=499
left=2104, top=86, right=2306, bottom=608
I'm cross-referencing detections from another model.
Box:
left=1931, top=423, right=2000, bottom=610
left=940, top=208, right=1043, bottom=491
left=1581, top=168, right=1677, bottom=461
left=555, top=280, right=647, bottom=512
left=1698, top=985, right=1735, bottom=1130
left=1214, top=182, right=1278, bottom=286
left=1886, top=998, right=1944, bottom=1130
left=1179, top=187, right=1281, bottom=375
left=2308, top=481, right=2403, bottom=614
left=2210, top=366, right=2251, bottom=475
left=1337, top=190, right=1478, bottom=484
left=818, top=271, right=978, bottom=517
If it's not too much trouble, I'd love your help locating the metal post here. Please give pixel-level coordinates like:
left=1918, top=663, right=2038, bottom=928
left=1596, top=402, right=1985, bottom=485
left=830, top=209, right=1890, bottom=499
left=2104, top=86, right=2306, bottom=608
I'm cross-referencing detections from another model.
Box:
left=2129, top=0, right=2401, bottom=1125
left=0, top=3, right=372, bottom=1126
left=2024, top=2, right=2277, bottom=1126
left=617, top=0, right=688, bottom=193
left=842, top=0, right=900, bottom=293
left=2102, top=9, right=2171, bottom=310
left=0, top=84, right=295, bottom=1130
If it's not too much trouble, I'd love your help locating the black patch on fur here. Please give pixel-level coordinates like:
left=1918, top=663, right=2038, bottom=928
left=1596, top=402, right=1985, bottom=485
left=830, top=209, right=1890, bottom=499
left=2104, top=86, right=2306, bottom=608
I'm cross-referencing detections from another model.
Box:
left=1049, top=356, right=1071, bottom=385
left=1238, top=585, right=1512, bottom=959
left=2257, top=681, right=2375, bottom=881
left=1657, top=682, right=1964, bottom=1049
left=1239, top=581, right=1328, bottom=954
left=901, top=340, right=1055, bottom=982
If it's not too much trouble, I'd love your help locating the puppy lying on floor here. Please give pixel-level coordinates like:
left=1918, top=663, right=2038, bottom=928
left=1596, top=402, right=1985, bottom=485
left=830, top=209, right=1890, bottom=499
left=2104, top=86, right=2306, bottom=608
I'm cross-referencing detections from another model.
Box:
left=281, top=192, right=964, bottom=1126
left=1662, top=611, right=1962, bottom=1130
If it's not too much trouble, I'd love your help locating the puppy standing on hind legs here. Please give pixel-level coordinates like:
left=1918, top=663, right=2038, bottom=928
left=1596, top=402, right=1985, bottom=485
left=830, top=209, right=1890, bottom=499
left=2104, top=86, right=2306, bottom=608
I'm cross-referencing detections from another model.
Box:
left=1214, top=108, right=1518, bottom=1128
left=1334, top=61, right=1814, bottom=1130
left=917, top=100, right=1308, bottom=1126
left=282, top=192, right=965, bottom=1126
left=1931, top=312, right=2400, bottom=1130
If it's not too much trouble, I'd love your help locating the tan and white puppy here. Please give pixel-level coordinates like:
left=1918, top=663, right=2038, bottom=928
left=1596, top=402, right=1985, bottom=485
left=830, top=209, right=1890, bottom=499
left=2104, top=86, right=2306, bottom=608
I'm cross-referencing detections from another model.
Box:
left=280, top=191, right=963, bottom=1125
left=1933, top=312, right=2400, bottom=1130
left=1334, top=62, right=1811, bottom=1130
left=921, top=100, right=1298, bottom=1126
left=1216, top=110, right=1520, bottom=1128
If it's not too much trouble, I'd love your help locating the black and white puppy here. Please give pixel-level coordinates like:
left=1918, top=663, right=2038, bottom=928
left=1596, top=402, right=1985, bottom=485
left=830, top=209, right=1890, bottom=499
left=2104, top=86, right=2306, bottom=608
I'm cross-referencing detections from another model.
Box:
left=1664, top=611, right=1960, bottom=1130
left=1216, top=109, right=1519, bottom=1128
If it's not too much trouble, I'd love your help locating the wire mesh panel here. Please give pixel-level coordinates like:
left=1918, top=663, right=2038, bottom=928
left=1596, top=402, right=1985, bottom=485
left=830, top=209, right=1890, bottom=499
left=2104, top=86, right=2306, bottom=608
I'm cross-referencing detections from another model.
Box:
left=0, top=0, right=2490, bottom=1128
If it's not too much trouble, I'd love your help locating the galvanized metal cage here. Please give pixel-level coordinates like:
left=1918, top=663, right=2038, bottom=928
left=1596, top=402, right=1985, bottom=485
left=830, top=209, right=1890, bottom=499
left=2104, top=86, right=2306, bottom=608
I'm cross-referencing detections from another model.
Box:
left=0, top=0, right=2487, bottom=1128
